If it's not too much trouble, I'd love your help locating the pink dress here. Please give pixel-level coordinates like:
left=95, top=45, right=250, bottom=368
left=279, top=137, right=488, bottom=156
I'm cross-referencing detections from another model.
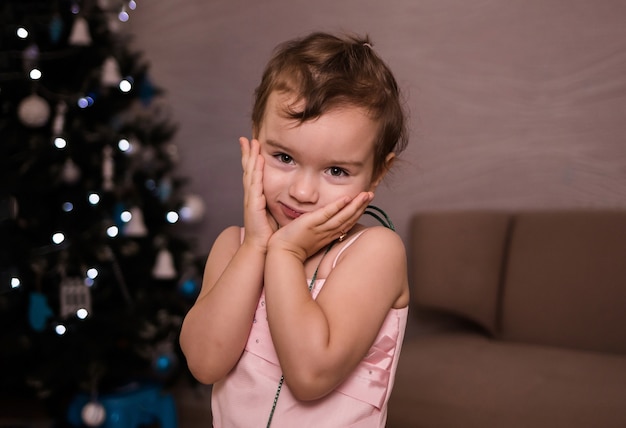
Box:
left=211, top=231, right=408, bottom=427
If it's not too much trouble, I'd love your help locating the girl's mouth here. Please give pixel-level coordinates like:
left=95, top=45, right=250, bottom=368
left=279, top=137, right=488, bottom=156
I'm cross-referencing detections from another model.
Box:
left=279, top=203, right=304, bottom=220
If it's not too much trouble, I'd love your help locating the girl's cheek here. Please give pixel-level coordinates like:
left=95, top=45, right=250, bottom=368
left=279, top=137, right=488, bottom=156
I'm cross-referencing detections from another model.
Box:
left=262, top=170, right=281, bottom=194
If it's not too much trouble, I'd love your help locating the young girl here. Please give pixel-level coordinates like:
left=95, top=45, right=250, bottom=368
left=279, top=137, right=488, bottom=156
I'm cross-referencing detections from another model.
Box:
left=180, top=32, right=410, bottom=427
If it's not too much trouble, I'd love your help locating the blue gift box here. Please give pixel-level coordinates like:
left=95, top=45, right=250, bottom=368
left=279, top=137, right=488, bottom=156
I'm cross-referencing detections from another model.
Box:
left=67, top=382, right=177, bottom=428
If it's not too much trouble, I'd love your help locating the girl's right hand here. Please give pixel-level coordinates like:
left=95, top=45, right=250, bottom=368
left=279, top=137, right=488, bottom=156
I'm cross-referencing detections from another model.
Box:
left=240, top=137, right=277, bottom=251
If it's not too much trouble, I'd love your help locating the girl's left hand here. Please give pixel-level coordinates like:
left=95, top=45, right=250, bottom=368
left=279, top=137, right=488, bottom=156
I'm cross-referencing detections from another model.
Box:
left=267, top=191, right=374, bottom=260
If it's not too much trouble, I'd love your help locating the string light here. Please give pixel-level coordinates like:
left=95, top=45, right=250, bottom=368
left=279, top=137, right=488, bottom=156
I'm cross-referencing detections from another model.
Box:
left=77, top=96, right=94, bottom=108
left=166, top=211, right=179, bottom=224
left=88, top=193, right=100, bottom=205
left=55, top=324, right=67, bottom=335
left=118, top=8, right=130, bottom=22
left=54, top=137, right=67, bottom=148
left=119, top=78, right=132, bottom=93
left=84, top=268, right=98, bottom=287
left=62, top=201, right=74, bottom=212
left=11, top=277, right=21, bottom=289
left=52, top=232, right=65, bottom=244
left=106, top=225, right=119, bottom=237
left=120, top=210, right=132, bottom=222
left=17, top=27, right=29, bottom=39
left=87, top=268, right=98, bottom=279
left=29, top=69, right=42, bottom=80
left=76, top=308, right=89, bottom=319
left=118, top=138, right=131, bottom=152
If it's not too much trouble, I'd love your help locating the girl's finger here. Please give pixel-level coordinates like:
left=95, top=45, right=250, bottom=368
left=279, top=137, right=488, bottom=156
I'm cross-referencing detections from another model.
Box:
left=317, top=192, right=373, bottom=229
left=239, top=137, right=250, bottom=171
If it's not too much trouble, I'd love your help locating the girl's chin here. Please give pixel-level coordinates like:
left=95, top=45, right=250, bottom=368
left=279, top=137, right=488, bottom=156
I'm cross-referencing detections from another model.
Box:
left=267, top=208, right=289, bottom=228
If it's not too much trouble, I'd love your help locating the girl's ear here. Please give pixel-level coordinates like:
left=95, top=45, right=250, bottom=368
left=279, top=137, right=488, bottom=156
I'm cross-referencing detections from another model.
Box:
left=369, top=153, right=396, bottom=190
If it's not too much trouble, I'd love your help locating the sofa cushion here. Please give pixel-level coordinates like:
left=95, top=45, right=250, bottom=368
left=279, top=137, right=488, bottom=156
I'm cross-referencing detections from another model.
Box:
left=499, top=211, right=626, bottom=354
left=410, top=211, right=511, bottom=334
left=388, top=332, right=626, bottom=428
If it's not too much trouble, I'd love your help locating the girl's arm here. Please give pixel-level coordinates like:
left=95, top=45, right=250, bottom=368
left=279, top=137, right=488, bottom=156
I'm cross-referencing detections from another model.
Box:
left=179, top=226, right=265, bottom=384
left=180, top=137, right=275, bottom=384
left=264, top=224, right=409, bottom=401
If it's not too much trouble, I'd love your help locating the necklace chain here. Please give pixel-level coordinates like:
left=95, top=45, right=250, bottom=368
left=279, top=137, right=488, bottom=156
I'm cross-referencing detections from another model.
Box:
left=266, top=242, right=335, bottom=427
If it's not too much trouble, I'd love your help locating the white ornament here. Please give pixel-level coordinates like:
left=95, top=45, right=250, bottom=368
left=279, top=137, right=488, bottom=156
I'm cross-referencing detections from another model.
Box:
left=107, top=15, right=121, bottom=33
left=69, top=16, right=92, bottom=46
left=152, top=248, right=177, bottom=280
left=81, top=401, right=106, bottom=427
left=101, top=56, right=122, bottom=87
left=18, top=94, right=50, bottom=127
left=62, top=158, right=81, bottom=184
left=52, top=102, right=67, bottom=134
left=102, top=146, right=114, bottom=191
left=163, top=143, right=179, bottom=164
left=179, top=194, right=205, bottom=223
left=124, top=206, right=148, bottom=237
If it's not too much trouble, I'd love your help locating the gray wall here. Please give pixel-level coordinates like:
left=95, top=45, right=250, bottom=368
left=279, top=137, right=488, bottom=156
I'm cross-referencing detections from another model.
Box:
left=129, top=0, right=626, bottom=256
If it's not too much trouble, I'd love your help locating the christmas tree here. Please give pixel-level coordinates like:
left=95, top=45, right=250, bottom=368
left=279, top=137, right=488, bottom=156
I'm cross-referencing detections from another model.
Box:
left=0, top=0, right=204, bottom=421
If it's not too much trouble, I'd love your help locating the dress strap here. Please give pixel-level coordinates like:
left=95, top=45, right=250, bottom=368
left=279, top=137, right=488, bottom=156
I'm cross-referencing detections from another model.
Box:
left=331, top=230, right=368, bottom=269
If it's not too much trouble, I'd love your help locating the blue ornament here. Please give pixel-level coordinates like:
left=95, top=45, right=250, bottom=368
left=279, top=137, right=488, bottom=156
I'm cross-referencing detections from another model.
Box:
left=152, top=346, right=179, bottom=378
left=50, top=14, right=64, bottom=44
left=158, top=176, right=172, bottom=202
left=178, top=277, right=200, bottom=299
left=139, top=76, right=156, bottom=106
left=155, top=354, right=172, bottom=372
left=28, top=292, right=54, bottom=332
left=113, top=202, right=127, bottom=229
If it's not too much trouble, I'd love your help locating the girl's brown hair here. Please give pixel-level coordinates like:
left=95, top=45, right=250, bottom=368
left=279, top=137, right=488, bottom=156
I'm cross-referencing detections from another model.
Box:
left=252, top=32, right=408, bottom=178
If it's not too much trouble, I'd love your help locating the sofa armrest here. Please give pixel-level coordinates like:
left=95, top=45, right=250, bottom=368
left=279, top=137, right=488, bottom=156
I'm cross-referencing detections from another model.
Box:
left=409, top=211, right=511, bottom=335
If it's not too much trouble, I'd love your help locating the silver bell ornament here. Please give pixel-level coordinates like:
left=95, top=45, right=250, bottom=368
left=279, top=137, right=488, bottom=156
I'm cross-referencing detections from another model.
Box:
left=123, top=206, right=148, bottom=237
left=152, top=248, right=177, bottom=280
left=101, top=56, right=122, bottom=87
left=69, top=16, right=92, bottom=46
left=62, top=158, right=81, bottom=184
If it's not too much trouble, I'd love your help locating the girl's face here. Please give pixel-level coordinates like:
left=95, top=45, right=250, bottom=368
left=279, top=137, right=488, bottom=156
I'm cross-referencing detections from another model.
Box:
left=257, top=92, right=385, bottom=228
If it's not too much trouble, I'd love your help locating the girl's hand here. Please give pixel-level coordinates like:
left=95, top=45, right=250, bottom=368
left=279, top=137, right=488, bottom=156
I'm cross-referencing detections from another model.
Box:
left=268, top=191, right=374, bottom=261
left=240, top=137, right=277, bottom=251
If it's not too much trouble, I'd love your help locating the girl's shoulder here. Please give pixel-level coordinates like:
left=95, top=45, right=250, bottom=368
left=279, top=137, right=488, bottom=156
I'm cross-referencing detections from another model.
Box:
left=328, top=224, right=405, bottom=269
left=348, top=223, right=404, bottom=251
left=321, top=223, right=409, bottom=309
left=209, top=225, right=243, bottom=257
left=219, top=225, right=244, bottom=242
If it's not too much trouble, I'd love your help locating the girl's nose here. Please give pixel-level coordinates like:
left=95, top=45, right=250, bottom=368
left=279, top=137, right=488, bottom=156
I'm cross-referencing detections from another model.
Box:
left=288, top=171, right=319, bottom=204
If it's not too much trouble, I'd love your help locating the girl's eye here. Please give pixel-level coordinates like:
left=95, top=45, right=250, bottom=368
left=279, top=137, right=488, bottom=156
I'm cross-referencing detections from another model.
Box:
left=275, top=153, right=293, bottom=164
left=328, top=167, right=348, bottom=177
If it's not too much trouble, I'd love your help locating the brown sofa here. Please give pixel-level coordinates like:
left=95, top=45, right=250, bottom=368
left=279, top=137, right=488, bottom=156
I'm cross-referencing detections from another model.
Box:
left=387, top=210, right=626, bottom=428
